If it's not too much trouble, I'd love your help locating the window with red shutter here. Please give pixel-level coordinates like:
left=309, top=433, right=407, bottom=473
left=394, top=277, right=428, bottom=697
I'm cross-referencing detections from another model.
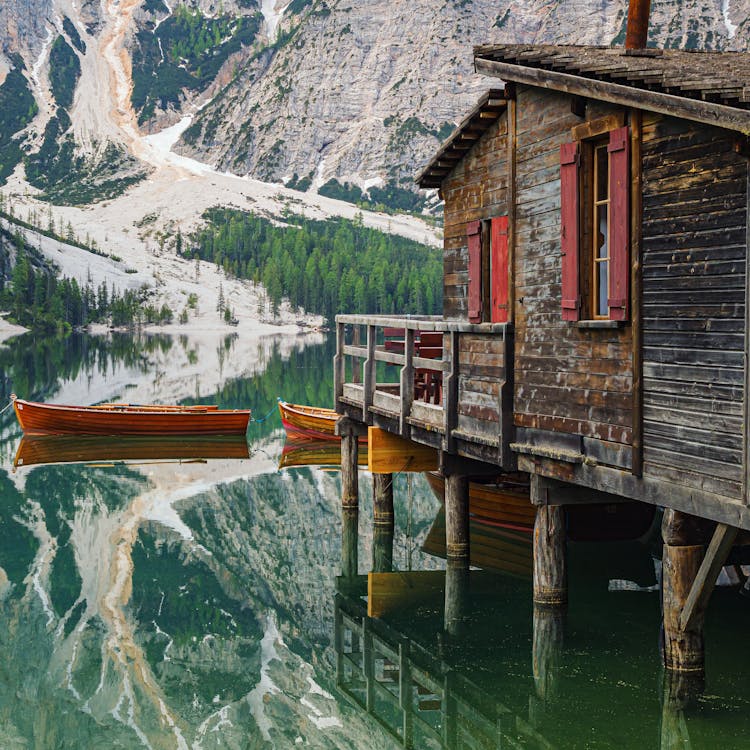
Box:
left=560, top=142, right=581, bottom=321
left=490, top=216, right=509, bottom=323
left=607, top=126, right=630, bottom=321
left=467, top=221, right=482, bottom=323
left=559, top=126, right=630, bottom=323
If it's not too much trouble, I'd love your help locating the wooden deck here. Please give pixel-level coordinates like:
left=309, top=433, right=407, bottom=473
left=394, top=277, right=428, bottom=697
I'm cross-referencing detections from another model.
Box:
left=334, top=315, right=515, bottom=467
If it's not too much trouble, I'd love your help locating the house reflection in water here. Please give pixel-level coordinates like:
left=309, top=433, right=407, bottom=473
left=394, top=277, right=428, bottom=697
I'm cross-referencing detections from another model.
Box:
left=333, top=501, right=745, bottom=749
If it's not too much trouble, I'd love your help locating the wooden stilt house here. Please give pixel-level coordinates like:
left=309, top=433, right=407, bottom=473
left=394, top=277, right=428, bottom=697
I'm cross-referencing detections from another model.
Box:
left=334, top=2, right=750, bottom=678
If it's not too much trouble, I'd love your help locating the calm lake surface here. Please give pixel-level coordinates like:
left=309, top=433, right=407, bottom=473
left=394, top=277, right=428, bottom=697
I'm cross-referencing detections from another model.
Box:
left=0, top=330, right=748, bottom=749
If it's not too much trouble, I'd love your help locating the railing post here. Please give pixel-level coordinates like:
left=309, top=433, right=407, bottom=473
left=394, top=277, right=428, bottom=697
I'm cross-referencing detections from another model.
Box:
left=443, top=330, right=459, bottom=453
left=334, top=320, right=345, bottom=409
left=351, top=325, right=361, bottom=384
left=363, top=324, right=376, bottom=425
left=399, top=327, right=415, bottom=437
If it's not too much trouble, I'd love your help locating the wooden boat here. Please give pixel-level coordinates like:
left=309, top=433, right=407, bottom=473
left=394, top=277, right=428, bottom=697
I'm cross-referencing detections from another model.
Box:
left=14, top=433, right=250, bottom=468
left=425, top=472, right=535, bottom=532
left=13, top=398, right=251, bottom=436
left=278, top=400, right=339, bottom=439
left=425, top=472, right=656, bottom=542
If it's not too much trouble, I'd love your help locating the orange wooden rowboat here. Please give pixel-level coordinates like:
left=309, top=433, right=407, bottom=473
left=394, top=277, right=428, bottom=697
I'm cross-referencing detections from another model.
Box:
left=278, top=401, right=339, bottom=439
left=13, top=398, right=251, bottom=436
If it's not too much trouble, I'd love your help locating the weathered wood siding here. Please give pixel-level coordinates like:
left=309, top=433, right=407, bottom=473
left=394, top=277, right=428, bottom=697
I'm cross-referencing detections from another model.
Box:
left=641, top=115, right=747, bottom=500
left=441, top=111, right=510, bottom=447
left=441, top=114, right=508, bottom=321
left=456, top=333, right=506, bottom=438
left=513, top=88, right=633, bottom=450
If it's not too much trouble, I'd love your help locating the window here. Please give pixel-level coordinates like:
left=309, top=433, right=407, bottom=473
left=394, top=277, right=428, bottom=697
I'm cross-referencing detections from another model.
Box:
left=560, top=126, right=630, bottom=322
left=467, top=216, right=509, bottom=324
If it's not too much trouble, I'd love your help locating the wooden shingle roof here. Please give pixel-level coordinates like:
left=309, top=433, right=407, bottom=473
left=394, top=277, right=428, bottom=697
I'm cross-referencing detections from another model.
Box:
left=474, top=44, right=750, bottom=135
left=415, top=89, right=507, bottom=189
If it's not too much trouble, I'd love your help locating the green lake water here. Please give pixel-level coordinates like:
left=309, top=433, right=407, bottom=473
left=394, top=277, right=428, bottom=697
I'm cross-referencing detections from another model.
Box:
left=0, top=331, right=748, bottom=749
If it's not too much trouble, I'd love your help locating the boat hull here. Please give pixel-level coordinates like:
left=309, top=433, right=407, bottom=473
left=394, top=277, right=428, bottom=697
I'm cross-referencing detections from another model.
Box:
left=13, top=399, right=251, bottom=436
left=279, top=401, right=339, bottom=439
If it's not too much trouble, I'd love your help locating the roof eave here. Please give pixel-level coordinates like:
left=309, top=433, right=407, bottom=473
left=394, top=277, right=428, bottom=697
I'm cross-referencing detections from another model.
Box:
left=474, top=55, right=750, bottom=136
left=415, top=88, right=508, bottom=189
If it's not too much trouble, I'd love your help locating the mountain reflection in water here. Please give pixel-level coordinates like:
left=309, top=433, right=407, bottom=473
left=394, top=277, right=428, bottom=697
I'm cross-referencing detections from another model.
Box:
left=0, top=331, right=747, bottom=748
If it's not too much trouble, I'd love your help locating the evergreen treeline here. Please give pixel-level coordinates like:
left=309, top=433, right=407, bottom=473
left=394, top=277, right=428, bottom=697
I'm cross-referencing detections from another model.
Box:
left=187, top=209, right=442, bottom=321
left=0, top=225, right=167, bottom=332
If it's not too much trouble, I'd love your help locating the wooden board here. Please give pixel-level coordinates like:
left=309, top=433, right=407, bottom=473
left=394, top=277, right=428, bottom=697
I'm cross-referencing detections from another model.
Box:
left=367, top=427, right=438, bottom=473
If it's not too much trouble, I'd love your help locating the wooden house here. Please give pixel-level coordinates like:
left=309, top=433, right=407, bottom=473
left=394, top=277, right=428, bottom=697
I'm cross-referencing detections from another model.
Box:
left=333, top=1, right=750, bottom=681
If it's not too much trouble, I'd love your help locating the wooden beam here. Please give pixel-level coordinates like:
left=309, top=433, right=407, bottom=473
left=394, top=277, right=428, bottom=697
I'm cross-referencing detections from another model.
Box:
left=474, top=57, right=750, bottom=135
left=367, top=426, right=438, bottom=473
left=517, top=454, right=750, bottom=531
left=679, top=523, right=739, bottom=631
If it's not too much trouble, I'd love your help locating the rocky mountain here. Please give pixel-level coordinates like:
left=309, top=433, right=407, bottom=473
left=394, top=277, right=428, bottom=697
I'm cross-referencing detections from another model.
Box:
left=0, top=0, right=748, bottom=209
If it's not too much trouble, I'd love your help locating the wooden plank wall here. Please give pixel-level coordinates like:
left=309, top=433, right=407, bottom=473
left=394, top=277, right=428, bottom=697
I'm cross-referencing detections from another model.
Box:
left=513, top=88, right=633, bottom=448
left=457, top=334, right=505, bottom=438
left=641, top=116, right=747, bottom=500
left=441, top=110, right=510, bottom=441
left=441, top=115, right=508, bottom=320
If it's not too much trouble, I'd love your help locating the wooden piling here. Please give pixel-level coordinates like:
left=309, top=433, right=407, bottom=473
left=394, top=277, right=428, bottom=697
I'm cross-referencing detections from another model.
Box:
left=662, top=510, right=706, bottom=675
left=340, top=432, right=359, bottom=512
left=445, top=473, right=469, bottom=563
left=373, top=473, right=394, bottom=573
left=533, top=505, right=567, bottom=607
left=373, top=473, right=394, bottom=528
left=342, top=507, right=359, bottom=579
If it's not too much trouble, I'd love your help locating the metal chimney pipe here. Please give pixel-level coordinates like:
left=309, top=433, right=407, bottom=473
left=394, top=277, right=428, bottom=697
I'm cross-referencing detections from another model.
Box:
left=625, top=0, right=651, bottom=50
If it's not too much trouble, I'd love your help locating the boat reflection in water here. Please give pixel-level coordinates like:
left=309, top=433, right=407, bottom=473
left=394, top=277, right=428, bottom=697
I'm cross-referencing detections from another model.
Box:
left=278, top=436, right=368, bottom=470
left=13, top=433, right=251, bottom=469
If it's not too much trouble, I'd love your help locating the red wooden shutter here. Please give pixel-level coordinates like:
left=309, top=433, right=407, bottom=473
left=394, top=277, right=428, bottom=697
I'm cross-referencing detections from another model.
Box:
left=608, top=126, right=630, bottom=321
left=560, top=141, right=581, bottom=321
left=490, top=215, right=509, bottom=323
left=467, top=220, right=482, bottom=323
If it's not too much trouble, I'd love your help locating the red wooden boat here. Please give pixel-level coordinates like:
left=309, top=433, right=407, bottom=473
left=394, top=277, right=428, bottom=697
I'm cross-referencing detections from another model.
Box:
left=13, top=398, right=251, bottom=436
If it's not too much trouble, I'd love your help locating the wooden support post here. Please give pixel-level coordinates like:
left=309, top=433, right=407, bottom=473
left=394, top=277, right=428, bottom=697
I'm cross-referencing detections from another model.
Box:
left=679, top=523, right=738, bottom=632
left=373, top=473, right=394, bottom=527
left=373, top=473, right=394, bottom=573
left=342, top=507, right=359, bottom=579
left=533, top=504, right=567, bottom=607
left=662, top=510, right=705, bottom=675
left=337, top=417, right=364, bottom=510
left=445, top=473, right=469, bottom=563
left=444, top=561, right=469, bottom=637
left=662, top=511, right=739, bottom=675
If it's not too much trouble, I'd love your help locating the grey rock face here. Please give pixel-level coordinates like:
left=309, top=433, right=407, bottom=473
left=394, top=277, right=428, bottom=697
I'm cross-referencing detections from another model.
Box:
left=176, top=0, right=750, bottom=194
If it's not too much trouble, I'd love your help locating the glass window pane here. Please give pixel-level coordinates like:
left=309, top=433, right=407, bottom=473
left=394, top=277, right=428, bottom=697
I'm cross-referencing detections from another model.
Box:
left=596, top=145, right=608, bottom=202
left=598, top=260, right=608, bottom=316
left=597, top=204, right=608, bottom=259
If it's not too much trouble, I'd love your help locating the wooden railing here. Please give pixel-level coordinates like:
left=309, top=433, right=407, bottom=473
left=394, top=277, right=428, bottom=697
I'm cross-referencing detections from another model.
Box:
left=334, top=314, right=513, bottom=462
